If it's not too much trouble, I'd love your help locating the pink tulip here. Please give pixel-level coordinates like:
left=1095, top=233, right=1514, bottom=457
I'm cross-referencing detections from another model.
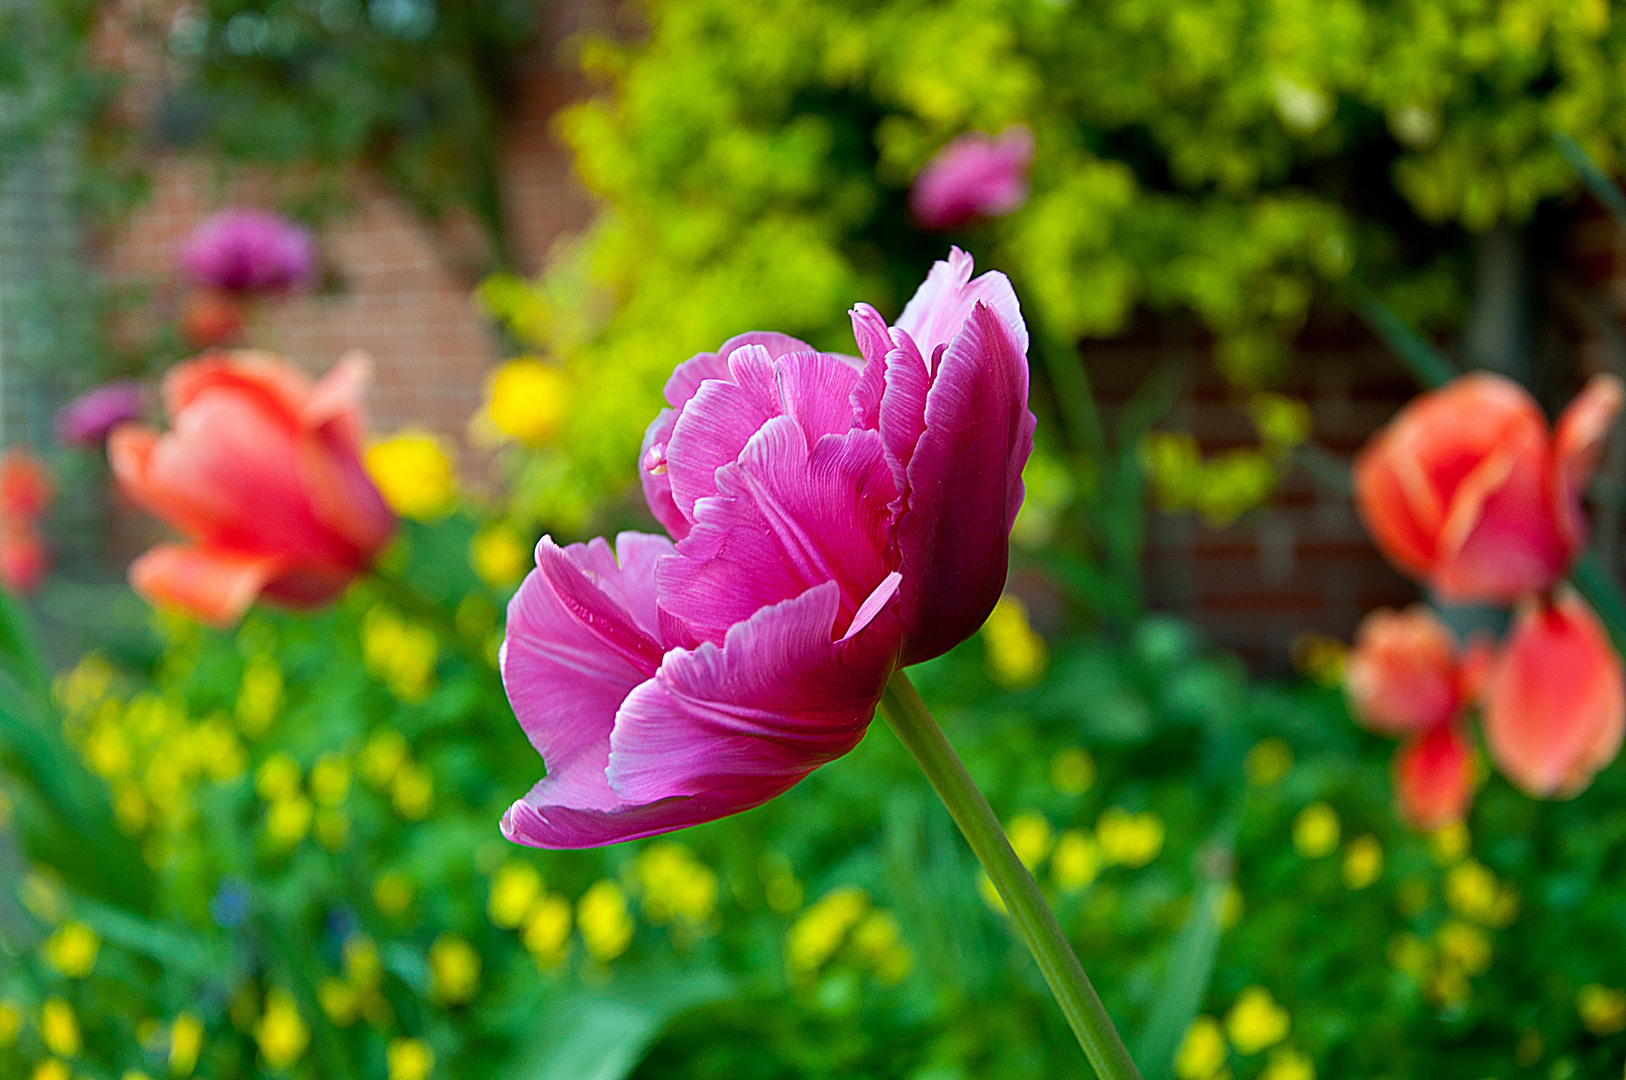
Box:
left=1482, top=591, right=1625, bottom=798
left=109, top=350, right=395, bottom=628
left=180, top=209, right=316, bottom=293
left=55, top=381, right=144, bottom=446
left=1345, top=605, right=1470, bottom=736
left=1354, top=371, right=1622, bottom=604
left=504, top=248, right=1034, bottom=847
left=1394, top=722, right=1475, bottom=830
left=910, top=126, right=1034, bottom=231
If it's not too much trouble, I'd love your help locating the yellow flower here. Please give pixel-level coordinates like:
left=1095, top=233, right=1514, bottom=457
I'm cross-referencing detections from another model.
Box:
left=471, top=527, right=532, bottom=587
left=361, top=729, right=409, bottom=787
left=485, top=357, right=570, bottom=445
left=785, top=886, right=869, bottom=977
left=235, top=655, right=283, bottom=736
left=391, top=761, right=434, bottom=820
left=1260, top=1046, right=1315, bottom=1080
left=850, top=911, right=912, bottom=984
left=1387, top=933, right=1430, bottom=981
left=169, top=1012, right=203, bottom=1076
left=54, top=653, right=114, bottom=715
left=1292, top=803, right=1340, bottom=859
left=318, top=978, right=359, bottom=1027
left=1288, top=632, right=1345, bottom=688
left=1007, top=812, right=1054, bottom=869
left=1341, top=835, right=1383, bottom=890
left=980, top=596, right=1048, bottom=688
left=1175, top=1015, right=1227, bottom=1080
left=429, top=935, right=481, bottom=1004
left=344, top=935, right=383, bottom=990
left=255, top=753, right=301, bottom=801
left=255, top=988, right=309, bottom=1069
left=1226, top=987, right=1290, bottom=1055
left=488, top=862, right=544, bottom=929
left=578, top=880, right=635, bottom=963
left=1096, top=807, right=1165, bottom=867
left=1049, top=747, right=1096, bottom=794
left=522, top=894, right=574, bottom=968
left=1430, top=822, right=1470, bottom=865
left=44, top=921, right=99, bottom=978
left=0, top=1000, right=20, bottom=1045
left=1444, top=861, right=1517, bottom=927
left=265, top=795, right=314, bottom=848
left=309, top=753, right=351, bottom=806
left=387, top=1037, right=436, bottom=1080
left=32, top=1061, right=70, bottom=1080
left=1245, top=738, right=1293, bottom=786
left=1578, top=984, right=1626, bottom=1036
left=374, top=871, right=415, bottom=916
left=40, top=997, right=80, bottom=1057
left=1435, top=921, right=1492, bottom=976
left=366, top=430, right=456, bottom=521
left=1052, top=829, right=1102, bottom=892
left=362, top=608, right=439, bottom=703
left=634, top=843, right=719, bottom=925
left=315, top=808, right=350, bottom=849
left=125, top=1072, right=153, bottom=1080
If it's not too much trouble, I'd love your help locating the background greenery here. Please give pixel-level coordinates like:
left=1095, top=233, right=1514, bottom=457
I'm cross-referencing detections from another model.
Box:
left=4, top=1, right=1626, bottom=1079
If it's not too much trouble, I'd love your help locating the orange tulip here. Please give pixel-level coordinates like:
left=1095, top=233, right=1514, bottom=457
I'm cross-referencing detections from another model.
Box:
left=0, top=520, right=49, bottom=595
left=110, top=350, right=395, bottom=627
left=1345, top=605, right=1476, bottom=735
left=0, top=448, right=53, bottom=521
left=1394, top=723, right=1475, bottom=830
left=1354, top=372, right=1622, bottom=604
left=1482, top=591, right=1625, bottom=798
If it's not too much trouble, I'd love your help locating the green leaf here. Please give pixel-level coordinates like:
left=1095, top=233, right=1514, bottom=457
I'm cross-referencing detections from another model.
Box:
left=500, top=971, right=735, bottom=1080
left=1349, top=287, right=1457, bottom=391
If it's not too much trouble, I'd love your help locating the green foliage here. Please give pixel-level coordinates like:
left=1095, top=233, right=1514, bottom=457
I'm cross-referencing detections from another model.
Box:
left=491, top=0, right=1626, bottom=524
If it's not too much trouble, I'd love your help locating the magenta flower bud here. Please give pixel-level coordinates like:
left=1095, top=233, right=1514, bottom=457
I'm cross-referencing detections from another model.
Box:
left=55, top=381, right=144, bottom=446
left=180, top=208, right=316, bottom=293
left=909, top=125, right=1034, bottom=231
left=501, top=249, right=1034, bottom=847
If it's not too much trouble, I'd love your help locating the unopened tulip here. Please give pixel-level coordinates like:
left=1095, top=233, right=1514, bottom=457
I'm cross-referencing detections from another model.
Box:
left=110, top=350, right=395, bottom=627
left=0, top=520, right=49, bottom=596
left=910, top=126, right=1034, bottom=231
left=1482, top=591, right=1625, bottom=798
left=181, top=290, right=246, bottom=348
left=180, top=209, right=315, bottom=293
left=1345, top=605, right=1469, bottom=736
left=1354, top=371, right=1623, bottom=603
left=505, top=248, right=1034, bottom=847
left=55, top=382, right=143, bottom=447
left=0, top=448, right=52, bottom=521
left=1394, top=723, right=1475, bottom=830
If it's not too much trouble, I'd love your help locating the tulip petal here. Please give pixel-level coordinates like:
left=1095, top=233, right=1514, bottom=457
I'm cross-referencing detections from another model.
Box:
left=301, top=349, right=372, bottom=452
left=1394, top=724, right=1474, bottom=830
left=1344, top=605, right=1463, bottom=735
left=128, top=543, right=282, bottom=628
left=499, top=534, right=667, bottom=821
left=894, top=302, right=1035, bottom=664
left=1483, top=592, right=1626, bottom=798
left=1551, top=372, right=1624, bottom=555
left=535, top=537, right=666, bottom=669
left=895, top=247, right=1028, bottom=360
left=163, top=349, right=311, bottom=421
left=659, top=418, right=896, bottom=644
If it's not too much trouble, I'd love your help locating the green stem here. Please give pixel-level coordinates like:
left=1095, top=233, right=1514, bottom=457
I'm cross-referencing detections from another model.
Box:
left=878, top=671, right=1143, bottom=1080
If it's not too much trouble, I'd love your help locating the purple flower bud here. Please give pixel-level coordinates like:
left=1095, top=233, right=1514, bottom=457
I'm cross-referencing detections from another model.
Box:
left=910, top=126, right=1035, bottom=232
left=55, top=380, right=144, bottom=446
left=180, top=208, right=316, bottom=293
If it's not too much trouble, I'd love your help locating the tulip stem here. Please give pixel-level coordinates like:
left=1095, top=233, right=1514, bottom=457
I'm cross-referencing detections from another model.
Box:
left=878, top=671, right=1143, bottom=1080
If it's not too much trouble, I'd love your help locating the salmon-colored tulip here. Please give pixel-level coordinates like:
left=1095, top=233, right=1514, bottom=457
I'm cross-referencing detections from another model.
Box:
left=1394, top=723, right=1475, bottom=830
left=1345, top=605, right=1471, bottom=735
left=0, top=448, right=53, bottom=521
left=110, top=350, right=395, bottom=627
left=1354, top=372, right=1623, bottom=603
left=1482, top=591, right=1625, bottom=798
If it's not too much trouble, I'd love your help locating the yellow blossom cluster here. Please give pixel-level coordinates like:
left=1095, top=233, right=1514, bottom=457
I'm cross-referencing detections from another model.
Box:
left=1178, top=987, right=1313, bottom=1080
left=784, top=886, right=912, bottom=984
left=235, top=653, right=284, bottom=735
left=362, top=607, right=440, bottom=704
left=56, top=657, right=248, bottom=841
left=1341, top=835, right=1384, bottom=891
left=476, top=357, right=572, bottom=446
left=319, top=935, right=395, bottom=1028
left=980, top=595, right=1049, bottom=688
left=577, top=880, right=635, bottom=964
left=360, top=729, right=435, bottom=820
left=43, top=922, right=99, bottom=978
left=470, top=526, right=532, bottom=587
left=1292, top=803, right=1340, bottom=859
left=1577, top=984, right=1626, bottom=1036
left=1096, top=807, right=1166, bottom=867
left=255, top=988, right=309, bottom=1069
left=366, top=430, right=457, bottom=521
left=485, top=860, right=575, bottom=968
left=1245, top=738, right=1294, bottom=786
left=388, top=1037, right=436, bottom=1080
left=632, top=843, right=719, bottom=927
left=1049, top=747, right=1096, bottom=795
left=430, top=935, right=481, bottom=1004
